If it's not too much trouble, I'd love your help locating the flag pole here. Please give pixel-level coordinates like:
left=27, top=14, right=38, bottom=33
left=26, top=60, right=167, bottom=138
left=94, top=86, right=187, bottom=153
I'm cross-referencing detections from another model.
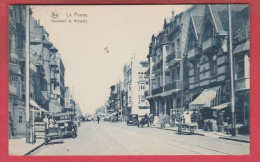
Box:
left=228, top=4, right=236, bottom=136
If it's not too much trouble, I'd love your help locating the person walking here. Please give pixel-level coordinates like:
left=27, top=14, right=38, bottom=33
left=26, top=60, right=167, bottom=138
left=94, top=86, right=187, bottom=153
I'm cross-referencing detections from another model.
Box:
left=97, top=116, right=100, bottom=124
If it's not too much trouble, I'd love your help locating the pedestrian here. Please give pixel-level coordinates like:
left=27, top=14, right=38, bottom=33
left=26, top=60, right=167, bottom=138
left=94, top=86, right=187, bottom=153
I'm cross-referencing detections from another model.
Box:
left=97, top=116, right=100, bottom=124
left=43, top=115, right=49, bottom=132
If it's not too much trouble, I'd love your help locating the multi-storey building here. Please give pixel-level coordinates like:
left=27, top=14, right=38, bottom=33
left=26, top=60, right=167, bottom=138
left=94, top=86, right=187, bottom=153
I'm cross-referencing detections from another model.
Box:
left=30, top=16, right=62, bottom=113
left=9, top=5, right=27, bottom=136
left=64, top=86, right=75, bottom=112
left=146, top=6, right=205, bottom=118
left=56, top=53, right=66, bottom=108
left=123, top=56, right=150, bottom=118
left=146, top=4, right=249, bottom=130
left=108, top=82, right=123, bottom=117
left=185, top=5, right=249, bottom=127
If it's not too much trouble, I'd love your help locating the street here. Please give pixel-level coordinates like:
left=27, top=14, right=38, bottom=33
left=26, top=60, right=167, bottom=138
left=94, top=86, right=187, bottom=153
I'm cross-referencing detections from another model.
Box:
left=30, top=122, right=249, bottom=155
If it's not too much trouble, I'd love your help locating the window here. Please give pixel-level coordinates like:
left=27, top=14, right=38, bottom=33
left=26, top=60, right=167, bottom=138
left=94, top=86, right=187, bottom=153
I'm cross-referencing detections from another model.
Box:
left=165, top=71, right=170, bottom=76
left=194, top=64, right=200, bottom=82
left=176, top=67, right=180, bottom=80
left=140, top=83, right=145, bottom=90
left=129, top=96, right=132, bottom=103
left=18, top=111, right=23, bottom=123
left=235, top=54, right=244, bottom=79
left=141, top=95, right=145, bottom=102
left=187, top=34, right=196, bottom=51
left=128, top=83, right=131, bottom=90
left=177, top=39, right=180, bottom=50
left=10, top=74, right=19, bottom=82
left=210, top=58, right=217, bottom=76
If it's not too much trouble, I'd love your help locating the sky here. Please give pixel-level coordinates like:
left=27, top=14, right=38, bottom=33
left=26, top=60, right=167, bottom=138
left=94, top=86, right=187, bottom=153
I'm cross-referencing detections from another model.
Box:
left=31, top=5, right=191, bottom=114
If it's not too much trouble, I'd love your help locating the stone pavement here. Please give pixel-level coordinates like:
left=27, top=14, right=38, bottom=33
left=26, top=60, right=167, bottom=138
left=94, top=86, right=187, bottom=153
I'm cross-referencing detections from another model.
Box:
left=9, top=135, right=44, bottom=156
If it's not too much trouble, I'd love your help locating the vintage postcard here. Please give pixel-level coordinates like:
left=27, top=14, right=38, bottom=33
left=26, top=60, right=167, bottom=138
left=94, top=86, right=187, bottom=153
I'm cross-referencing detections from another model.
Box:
left=8, top=4, right=250, bottom=156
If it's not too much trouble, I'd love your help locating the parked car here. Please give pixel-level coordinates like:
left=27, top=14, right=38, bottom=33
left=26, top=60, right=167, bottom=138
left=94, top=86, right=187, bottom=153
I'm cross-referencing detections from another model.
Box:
left=127, top=114, right=139, bottom=126
left=53, top=112, right=78, bottom=138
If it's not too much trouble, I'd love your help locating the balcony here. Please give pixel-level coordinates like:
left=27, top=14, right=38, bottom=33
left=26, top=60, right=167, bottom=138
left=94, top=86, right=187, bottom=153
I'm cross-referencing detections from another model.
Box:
left=187, top=47, right=200, bottom=59
left=152, top=60, right=163, bottom=71
left=235, top=78, right=250, bottom=91
left=164, top=80, right=182, bottom=92
left=202, top=37, right=218, bottom=52
left=30, top=34, right=42, bottom=44
left=238, top=26, right=249, bottom=42
left=9, top=83, right=17, bottom=96
left=168, top=50, right=181, bottom=66
left=49, top=58, right=58, bottom=67
left=50, top=73, right=57, bottom=83
left=152, top=86, right=163, bottom=95
left=17, top=49, right=26, bottom=62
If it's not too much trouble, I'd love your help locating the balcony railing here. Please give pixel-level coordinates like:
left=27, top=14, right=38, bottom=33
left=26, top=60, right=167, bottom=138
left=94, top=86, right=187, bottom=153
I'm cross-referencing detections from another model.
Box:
left=187, top=47, right=200, bottom=59
left=202, top=37, right=218, bottom=51
left=235, top=78, right=250, bottom=91
left=152, top=86, right=163, bottom=95
left=238, top=26, right=249, bottom=42
left=164, top=80, right=182, bottom=92
left=49, top=58, right=58, bottom=67
left=152, top=60, right=163, bottom=71
left=166, top=50, right=181, bottom=63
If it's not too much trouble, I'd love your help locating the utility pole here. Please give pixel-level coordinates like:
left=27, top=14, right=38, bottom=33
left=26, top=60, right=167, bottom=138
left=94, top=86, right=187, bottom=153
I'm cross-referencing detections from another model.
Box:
left=25, top=5, right=30, bottom=143
left=228, top=5, right=236, bottom=136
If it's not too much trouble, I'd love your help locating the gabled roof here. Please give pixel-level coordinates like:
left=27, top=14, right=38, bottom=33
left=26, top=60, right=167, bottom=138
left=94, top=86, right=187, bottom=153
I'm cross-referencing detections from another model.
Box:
left=208, top=4, right=248, bottom=34
left=190, top=15, right=204, bottom=40
left=192, top=16, right=204, bottom=36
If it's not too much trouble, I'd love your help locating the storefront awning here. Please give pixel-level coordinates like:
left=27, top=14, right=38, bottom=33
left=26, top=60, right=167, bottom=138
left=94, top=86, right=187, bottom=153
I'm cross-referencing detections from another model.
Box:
left=233, top=40, right=249, bottom=55
left=189, top=86, right=221, bottom=107
left=49, top=99, right=63, bottom=113
left=30, top=99, right=48, bottom=112
left=9, top=63, right=21, bottom=75
left=211, top=102, right=231, bottom=110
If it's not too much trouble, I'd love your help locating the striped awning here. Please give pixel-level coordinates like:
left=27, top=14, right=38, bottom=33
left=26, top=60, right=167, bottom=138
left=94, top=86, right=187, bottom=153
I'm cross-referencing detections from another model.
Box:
left=9, top=63, right=21, bottom=75
left=233, top=40, right=249, bottom=54
left=189, top=86, right=221, bottom=108
left=30, top=99, right=48, bottom=112
left=211, top=102, right=231, bottom=110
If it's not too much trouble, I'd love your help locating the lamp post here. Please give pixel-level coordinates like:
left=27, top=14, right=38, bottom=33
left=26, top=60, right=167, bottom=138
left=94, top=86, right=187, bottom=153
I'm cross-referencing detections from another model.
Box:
left=25, top=5, right=30, bottom=143
left=228, top=4, right=236, bottom=136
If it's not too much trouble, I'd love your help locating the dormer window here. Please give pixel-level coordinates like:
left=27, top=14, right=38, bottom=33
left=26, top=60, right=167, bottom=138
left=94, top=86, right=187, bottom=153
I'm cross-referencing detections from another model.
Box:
left=203, top=21, right=216, bottom=41
left=187, top=33, right=196, bottom=51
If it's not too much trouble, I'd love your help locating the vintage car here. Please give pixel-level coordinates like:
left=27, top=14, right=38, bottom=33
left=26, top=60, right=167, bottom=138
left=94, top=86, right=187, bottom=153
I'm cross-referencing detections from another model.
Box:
left=127, top=114, right=139, bottom=126
left=53, top=112, right=78, bottom=138
left=45, top=126, right=63, bottom=144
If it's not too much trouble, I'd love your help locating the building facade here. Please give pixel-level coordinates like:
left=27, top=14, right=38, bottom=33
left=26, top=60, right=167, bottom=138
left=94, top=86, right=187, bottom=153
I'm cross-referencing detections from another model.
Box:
left=146, top=4, right=249, bottom=131
left=123, top=56, right=150, bottom=118
left=9, top=5, right=27, bottom=136
left=146, top=6, right=205, bottom=118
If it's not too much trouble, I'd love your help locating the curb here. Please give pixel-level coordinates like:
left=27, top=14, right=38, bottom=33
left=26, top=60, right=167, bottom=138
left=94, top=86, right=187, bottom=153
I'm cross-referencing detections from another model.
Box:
left=219, top=137, right=250, bottom=143
left=152, top=126, right=250, bottom=143
left=24, top=142, right=45, bottom=156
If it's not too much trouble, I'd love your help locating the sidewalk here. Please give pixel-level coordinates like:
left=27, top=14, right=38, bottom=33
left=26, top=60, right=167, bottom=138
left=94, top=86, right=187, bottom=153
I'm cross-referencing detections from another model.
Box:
left=151, top=125, right=250, bottom=143
left=9, top=135, right=44, bottom=156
